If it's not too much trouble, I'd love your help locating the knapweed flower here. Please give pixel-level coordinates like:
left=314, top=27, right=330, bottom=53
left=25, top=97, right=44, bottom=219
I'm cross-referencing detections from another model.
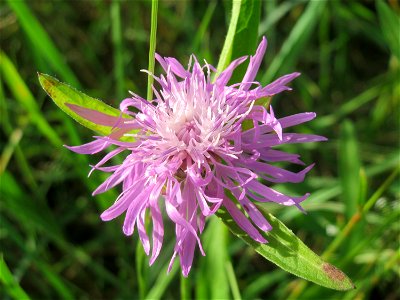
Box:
left=66, top=37, right=326, bottom=276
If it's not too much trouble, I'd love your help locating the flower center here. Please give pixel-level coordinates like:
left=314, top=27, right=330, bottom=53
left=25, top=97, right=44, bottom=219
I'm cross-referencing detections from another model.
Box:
left=176, top=120, right=201, bottom=145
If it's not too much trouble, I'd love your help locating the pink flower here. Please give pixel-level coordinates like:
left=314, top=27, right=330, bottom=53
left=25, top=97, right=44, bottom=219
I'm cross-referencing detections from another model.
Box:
left=66, top=37, right=326, bottom=276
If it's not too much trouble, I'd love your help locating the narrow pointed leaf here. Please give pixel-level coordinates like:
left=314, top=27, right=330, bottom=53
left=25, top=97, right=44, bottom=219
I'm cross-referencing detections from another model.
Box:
left=0, top=254, right=31, bottom=300
left=376, top=0, right=400, bottom=60
left=216, top=206, right=355, bottom=291
left=216, top=0, right=261, bottom=79
left=38, top=73, right=129, bottom=136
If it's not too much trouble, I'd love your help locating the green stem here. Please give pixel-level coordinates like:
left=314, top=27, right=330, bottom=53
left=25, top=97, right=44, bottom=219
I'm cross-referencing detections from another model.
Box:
left=0, top=254, right=31, bottom=300
left=111, top=0, right=124, bottom=99
left=180, top=273, right=190, bottom=300
left=136, top=240, right=147, bottom=299
left=147, top=0, right=159, bottom=101
left=226, top=260, right=242, bottom=300
left=215, top=0, right=242, bottom=77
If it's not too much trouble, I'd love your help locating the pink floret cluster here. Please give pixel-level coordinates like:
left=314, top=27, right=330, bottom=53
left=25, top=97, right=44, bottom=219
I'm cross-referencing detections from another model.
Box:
left=66, top=37, right=326, bottom=276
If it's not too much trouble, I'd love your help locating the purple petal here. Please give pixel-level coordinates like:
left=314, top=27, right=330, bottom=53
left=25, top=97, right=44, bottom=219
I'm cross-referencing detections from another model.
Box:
left=242, top=36, right=267, bottom=90
left=64, top=139, right=111, bottom=154
left=100, top=178, right=145, bottom=221
left=230, top=188, right=272, bottom=232
left=66, top=103, right=132, bottom=128
left=215, top=56, right=248, bottom=87
left=165, top=57, right=190, bottom=78
left=279, top=112, right=316, bottom=128
left=165, top=199, right=205, bottom=256
left=237, top=159, right=315, bottom=183
left=123, top=187, right=151, bottom=236
left=149, top=198, right=164, bottom=265
left=258, top=72, right=301, bottom=97
left=223, top=197, right=267, bottom=243
left=137, top=208, right=150, bottom=255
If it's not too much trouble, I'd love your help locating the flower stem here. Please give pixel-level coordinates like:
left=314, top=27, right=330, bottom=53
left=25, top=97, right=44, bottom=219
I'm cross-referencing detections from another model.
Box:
left=147, top=0, right=158, bottom=101
left=111, top=0, right=124, bottom=100
left=180, top=273, right=190, bottom=300
left=136, top=240, right=147, bottom=299
left=226, top=260, right=242, bottom=300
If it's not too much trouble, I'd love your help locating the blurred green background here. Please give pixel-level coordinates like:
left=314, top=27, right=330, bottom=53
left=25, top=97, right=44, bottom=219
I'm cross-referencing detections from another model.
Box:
left=1, top=0, right=399, bottom=299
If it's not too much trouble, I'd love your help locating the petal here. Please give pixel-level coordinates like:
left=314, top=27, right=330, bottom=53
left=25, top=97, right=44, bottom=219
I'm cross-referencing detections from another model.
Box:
left=165, top=198, right=205, bottom=256
left=258, top=72, right=300, bottom=97
left=278, top=112, right=316, bottom=128
left=223, top=197, right=267, bottom=243
left=137, top=208, right=150, bottom=255
left=123, top=187, right=150, bottom=236
left=92, top=165, right=133, bottom=195
left=65, top=103, right=132, bottom=128
left=165, top=57, right=190, bottom=78
left=215, top=56, right=248, bottom=87
left=257, top=148, right=305, bottom=165
left=242, top=133, right=328, bottom=149
left=89, top=147, right=125, bottom=176
left=237, top=159, right=315, bottom=183
left=155, top=53, right=168, bottom=73
left=242, top=36, right=267, bottom=90
left=100, top=178, right=145, bottom=221
left=245, top=179, right=309, bottom=210
left=149, top=198, right=164, bottom=265
left=64, top=138, right=111, bottom=154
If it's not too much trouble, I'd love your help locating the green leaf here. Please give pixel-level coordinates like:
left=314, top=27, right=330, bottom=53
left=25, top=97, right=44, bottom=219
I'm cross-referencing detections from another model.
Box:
left=7, top=0, right=80, bottom=87
left=215, top=0, right=261, bottom=78
left=339, top=120, right=363, bottom=252
left=0, top=52, right=63, bottom=146
left=196, top=217, right=230, bottom=299
left=147, top=0, right=159, bottom=100
left=262, top=0, right=326, bottom=84
left=0, top=254, right=31, bottom=300
left=38, top=73, right=129, bottom=137
left=216, top=206, right=355, bottom=291
left=230, top=0, right=261, bottom=82
left=376, top=0, right=400, bottom=60
left=339, top=120, right=361, bottom=220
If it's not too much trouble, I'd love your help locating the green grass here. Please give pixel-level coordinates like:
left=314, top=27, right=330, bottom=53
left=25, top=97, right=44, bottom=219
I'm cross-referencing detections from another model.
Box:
left=1, top=1, right=399, bottom=299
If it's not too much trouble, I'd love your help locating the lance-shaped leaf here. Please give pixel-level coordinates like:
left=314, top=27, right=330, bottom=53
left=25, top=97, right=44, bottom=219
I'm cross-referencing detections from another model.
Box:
left=216, top=0, right=261, bottom=80
left=216, top=206, right=355, bottom=291
left=38, top=73, right=131, bottom=137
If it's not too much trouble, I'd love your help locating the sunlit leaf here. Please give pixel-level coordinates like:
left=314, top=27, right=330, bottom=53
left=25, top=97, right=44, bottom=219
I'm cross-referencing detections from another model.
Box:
left=38, top=73, right=130, bottom=137
left=217, top=206, right=355, bottom=291
left=216, top=0, right=261, bottom=79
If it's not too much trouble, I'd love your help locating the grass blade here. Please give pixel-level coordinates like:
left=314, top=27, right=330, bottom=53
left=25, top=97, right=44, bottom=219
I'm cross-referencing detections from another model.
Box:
left=192, top=1, right=217, bottom=53
left=261, top=0, right=326, bottom=84
left=145, top=262, right=179, bottom=300
left=226, top=260, right=241, bottom=300
left=0, top=52, right=63, bottom=146
left=147, top=0, right=158, bottom=100
left=376, top=1, right=400, bottom=60
left=0, top=254, right=31, bottom=300
left=7, top=0, right=79, bottom=86
left=339, top=120, right=361, bottom=221
left=111, top=0, right=125, bottom=99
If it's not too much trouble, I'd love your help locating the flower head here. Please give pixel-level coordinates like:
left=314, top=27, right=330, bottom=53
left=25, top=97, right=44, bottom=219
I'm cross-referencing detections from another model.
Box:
left=66, top=37, right=326, bottom=276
